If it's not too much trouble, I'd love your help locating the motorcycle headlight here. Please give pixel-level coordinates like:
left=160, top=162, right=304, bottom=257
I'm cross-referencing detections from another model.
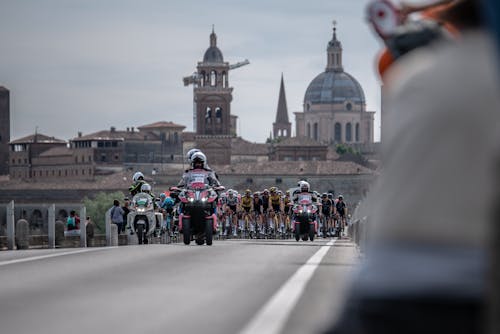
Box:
left=137, top=208, right=145, bottom=213
left=189, top=198, right=194, bottom=202
left=201, top=198, right=207, bottom=202
left=307, top=209, right=311, bottom=213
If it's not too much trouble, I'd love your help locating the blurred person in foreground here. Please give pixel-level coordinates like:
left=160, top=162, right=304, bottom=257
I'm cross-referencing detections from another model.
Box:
left=324, top=0, right=500, bottom=333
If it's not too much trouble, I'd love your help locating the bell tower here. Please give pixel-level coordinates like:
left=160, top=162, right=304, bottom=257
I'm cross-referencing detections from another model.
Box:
left=194, top=27, right=233, bottom=136
left=273, top=74, right=291, bottom=139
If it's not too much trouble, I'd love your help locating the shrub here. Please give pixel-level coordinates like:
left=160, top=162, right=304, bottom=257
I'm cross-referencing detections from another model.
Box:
left=83, top=191, right=125, bottom=233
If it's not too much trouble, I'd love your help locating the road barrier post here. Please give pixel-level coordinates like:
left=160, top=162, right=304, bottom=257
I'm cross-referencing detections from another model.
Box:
left=80, top=206, right=87, bottom=248
left=6, top=201, right=15, bottom=250
left=48, top=204, right=55, bottom=249
left=105, top=208, right=112, bottom=246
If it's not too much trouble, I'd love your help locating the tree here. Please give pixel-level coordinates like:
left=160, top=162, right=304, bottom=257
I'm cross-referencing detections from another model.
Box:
left=83, top=191, right=125, bottom=233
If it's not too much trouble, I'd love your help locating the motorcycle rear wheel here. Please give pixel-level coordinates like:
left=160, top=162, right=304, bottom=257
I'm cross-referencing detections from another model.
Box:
left=183, top=219, right=191, bottom=245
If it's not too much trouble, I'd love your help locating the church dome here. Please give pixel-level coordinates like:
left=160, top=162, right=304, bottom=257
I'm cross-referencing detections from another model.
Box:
left=203, top=46, right=224, bottom=63
left=304, top=25, right=366, bottom=109
left=304, top=71, right=366, bottom=106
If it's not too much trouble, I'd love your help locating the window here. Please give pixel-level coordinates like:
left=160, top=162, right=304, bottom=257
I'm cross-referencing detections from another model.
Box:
left=355, top=123, right=360, bottom=142
left=334, top=123, right=342, bottom=142
left=307, top=124, right=311, bottom=138
left=215, top=107, right=222, bottom=123
left=200, top=71, right=206, bottom=86
left=346, top=123, right=352, bottom=142
left=205, top=107, right=212, bottom=124
left=313, top=123, right=319, bottom=141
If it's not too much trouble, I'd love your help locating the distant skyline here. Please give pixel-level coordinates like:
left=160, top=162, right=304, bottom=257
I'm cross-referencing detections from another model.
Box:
left=1, top=0, right=383, bottom=144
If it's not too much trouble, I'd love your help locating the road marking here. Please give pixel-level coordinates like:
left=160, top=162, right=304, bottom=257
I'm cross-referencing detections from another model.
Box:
left=239, top=239, right=336, bottom=334
left=0, top=247, right=117, bottom=267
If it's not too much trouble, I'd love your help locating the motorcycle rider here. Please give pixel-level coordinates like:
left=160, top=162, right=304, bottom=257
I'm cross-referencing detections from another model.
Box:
left=177, top=152, right=220, bottom=189
left=129, top=171, right=146, bottom=196
left=176, top=152, right=221, bottom=216
left=291, top=181, right=319, bottom=236
left=292, top=181, right=318, bottom=204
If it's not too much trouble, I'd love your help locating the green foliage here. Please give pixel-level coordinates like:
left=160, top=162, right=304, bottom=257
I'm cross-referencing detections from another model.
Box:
left=83, top=191, right=125, bottom=233
left=335, top=144, right=357, bottom=155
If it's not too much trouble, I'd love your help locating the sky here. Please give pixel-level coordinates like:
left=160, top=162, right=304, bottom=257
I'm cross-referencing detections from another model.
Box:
left=0, top=0, right=383, bottom=144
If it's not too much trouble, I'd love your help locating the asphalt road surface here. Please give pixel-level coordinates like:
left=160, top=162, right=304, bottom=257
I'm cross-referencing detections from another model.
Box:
left=0, top=238, right=359, bottom=334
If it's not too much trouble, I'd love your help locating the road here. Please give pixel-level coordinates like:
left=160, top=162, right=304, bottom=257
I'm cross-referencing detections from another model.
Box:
left=0, top=238, right=359, bottom=334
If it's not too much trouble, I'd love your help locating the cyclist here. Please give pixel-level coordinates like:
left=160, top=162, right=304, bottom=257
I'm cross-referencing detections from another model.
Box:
left=283, top=190, right=292, bottom=234
left=224, top=189, right=240, bottom=237
left=269, top=187, right=283, bottom=235
left=240, top=189, right=254, bottom=236
left=320, top=193, right=333, bottom=238
left=252, top=192, right=264, bottom=236
left=261, top=189, right=271, bottom=235
left=335, top=195, right=348, bottom=234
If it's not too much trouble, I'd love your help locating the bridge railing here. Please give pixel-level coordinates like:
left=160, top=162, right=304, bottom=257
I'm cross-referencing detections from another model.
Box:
left=1, top=201, right=115, bottom=250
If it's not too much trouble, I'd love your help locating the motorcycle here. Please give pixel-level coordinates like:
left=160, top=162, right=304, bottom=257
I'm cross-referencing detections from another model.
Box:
left=291, top=193, right=318, bottom=242
left=171, top=179, right=224, bottom=246
left=127, top=193, right=163, bottom=244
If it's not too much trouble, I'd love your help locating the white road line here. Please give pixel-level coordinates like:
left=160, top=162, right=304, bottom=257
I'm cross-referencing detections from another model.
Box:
left=239, top=239, right=336, bottom=334
left=0, top=247, right=117, bottom=267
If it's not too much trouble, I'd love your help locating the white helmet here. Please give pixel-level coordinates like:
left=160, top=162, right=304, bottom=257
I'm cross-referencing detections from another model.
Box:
left=140, top=183, right=151, bottom=193
left=191, top=152, right=206, bottom=168
left=133, top=171, right=144, bottom=182
left=299, top=181, right=310, bottom=192
left=186, top=148, right=201, bottom=162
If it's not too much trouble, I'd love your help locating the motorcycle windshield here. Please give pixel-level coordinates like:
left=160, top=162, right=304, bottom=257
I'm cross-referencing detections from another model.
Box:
left=133, top=193, right=151, bottom=207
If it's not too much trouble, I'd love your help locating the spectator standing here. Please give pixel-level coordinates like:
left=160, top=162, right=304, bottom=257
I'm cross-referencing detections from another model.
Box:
left=67, top=210, right=80, bottom=231
left=110, top=200, right=125, bottom=234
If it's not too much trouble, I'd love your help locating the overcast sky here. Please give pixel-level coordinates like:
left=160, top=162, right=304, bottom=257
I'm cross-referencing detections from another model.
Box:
left=1, top=0, right=383, bottom=144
